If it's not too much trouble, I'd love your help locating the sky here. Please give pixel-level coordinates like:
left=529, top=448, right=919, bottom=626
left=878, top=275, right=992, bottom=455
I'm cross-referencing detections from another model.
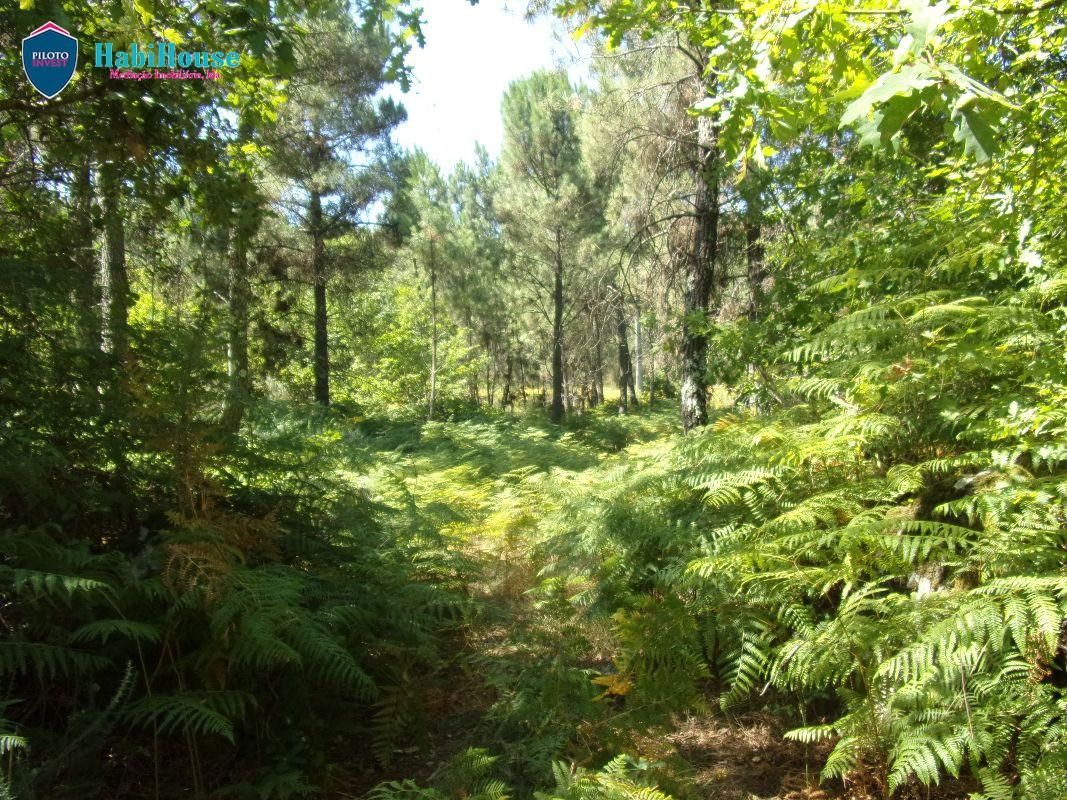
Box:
left=389, top=0, right=590, bottom=171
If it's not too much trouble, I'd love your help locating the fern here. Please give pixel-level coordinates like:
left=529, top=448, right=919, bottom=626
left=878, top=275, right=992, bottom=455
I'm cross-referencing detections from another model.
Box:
left=126, top=691, right=256, bottom=744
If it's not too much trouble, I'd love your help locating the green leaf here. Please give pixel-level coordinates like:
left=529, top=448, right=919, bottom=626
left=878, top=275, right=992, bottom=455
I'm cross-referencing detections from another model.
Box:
left=841, top=64, right=937, bottom=128
left=856, top=93, right=922, bottom=148
left=71, top=620, right=162, bottom=645
left=952, top=98, right=998, bottom=161
left=903, top=0, right=951, bottom=52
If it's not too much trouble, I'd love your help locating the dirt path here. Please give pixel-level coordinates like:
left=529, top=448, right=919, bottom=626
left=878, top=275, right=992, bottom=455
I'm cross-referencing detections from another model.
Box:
left=343, top=413, right=840, bottom=800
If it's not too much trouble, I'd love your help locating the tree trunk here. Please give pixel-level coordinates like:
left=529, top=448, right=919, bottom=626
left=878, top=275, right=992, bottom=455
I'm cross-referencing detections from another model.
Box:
left=593, top=315, right=605, bottom=407
left=501, top=351, right=513, bottom=410
left=616, top=298, right=633, bottom=415
left=648, top=352, right=656, bottom=405
left=745, top=197, right=765, bottom=320
left=309, top=191, right=329, bottom=406
left=73, top=160, right=102, bottom=362
left=539, top=356, right=548, bottom=408
left=98, top=157, right=129, bottom=362
left=550, top=231, right=565, bottom=423
left=222, top=172, right=256, bottom=433
left=588, top=358, right=600, bottom=407
left=485, top=336, right=495, bottom=406
left=680, top=78, right=720, bottom=432
left=633, top=308, right=643, bottom=401
left=427, top=239, right=438, bottom=421
left=562, top=364, right=572, bottom=414
left=466, top=315, right=479, bottom=403
left=222, top=226, right=252, bottom=432
left=96, top=149, right=132, bottom=486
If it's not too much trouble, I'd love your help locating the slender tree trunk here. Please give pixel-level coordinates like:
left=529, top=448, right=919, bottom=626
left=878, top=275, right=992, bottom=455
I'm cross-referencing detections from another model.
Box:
left=309, top=191, right=329, bottom=405
left=485, top=337, right=495, bottom=406
left=427, top=239, right=438, bottom=421
left=466, top=314, right=479, bottom=403
left=97, top=148, right=132, bottom=488
left=501, top=352, right=513, bottom=410
left=593, top=315, right=605, bottom=407
left=633, top=308, right=643, bottom=400
left=222, top=150, right=256, bottom=433
left=648, top=350, right=656, bottom=405
left=627, top=342, right=639, bottom=407
left=562, top=365, right=571, bottom=414
left=745, top=195, right=765, bottom=320
left=73, top=159, right=102, bottom=363
left=744, top=181, right=772, bottom=408
left=588, top=358, right=600, bottom=407
left=550, top=232, right=565, bottom=423
left=222, top=227, right=252, bottom=432
left=616, top=297, right=634, bottom=415
left=98, top=156, right=129, bottom=362
left=680, top=73, right=720, bottom=432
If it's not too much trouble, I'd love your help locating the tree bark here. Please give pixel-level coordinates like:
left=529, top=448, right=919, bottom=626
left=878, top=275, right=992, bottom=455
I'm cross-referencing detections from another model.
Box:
left=98, top=156, right=129, bottom=362
left=615, top=294, right=634, bottom=415
left=633, top=308, right=643, bottom=401
left=222, top=173, right=256, bottom=434
left=466, top=315, right=479, bottom=403
left=96, top=146, right=131, bottom=484
left=550, top=230, right=565, bottom=423
left=73, top=159, right=102, bottom=361
left=745, top=195, right=765, bottom=320
left=562, top=364, right=572, bottom=414
left=593, top=315, right=605, bottom=407
left=680, top=76, right=720, bottom=432
left=648, top=351, right=656, bottom=405
left=309, top=190, right=329, bottom=406
left=222, top=118, right=260, bottom=433
left=484, top=335, right=495, bottom=406
left=427, top=239, right=438, bottom=421
left=501, top=351, right=513, bottom=410
left=222, top=227, right=252, bottom=432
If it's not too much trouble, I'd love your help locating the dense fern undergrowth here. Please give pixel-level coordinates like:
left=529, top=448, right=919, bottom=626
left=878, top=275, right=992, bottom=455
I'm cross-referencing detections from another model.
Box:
left=4, top=369, right=1065, bottom=799
left=3, top=172, right=1066, bottom=800
left=3, top=180, right=1067, bottom=797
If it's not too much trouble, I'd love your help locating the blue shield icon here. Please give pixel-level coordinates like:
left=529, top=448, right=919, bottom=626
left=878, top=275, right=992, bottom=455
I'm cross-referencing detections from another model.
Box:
left=22, top=22, right=78, bottom=99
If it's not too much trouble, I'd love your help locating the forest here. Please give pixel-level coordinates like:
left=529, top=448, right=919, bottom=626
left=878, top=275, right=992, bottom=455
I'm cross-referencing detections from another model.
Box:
left=1, top=1, right=1065, bottom=799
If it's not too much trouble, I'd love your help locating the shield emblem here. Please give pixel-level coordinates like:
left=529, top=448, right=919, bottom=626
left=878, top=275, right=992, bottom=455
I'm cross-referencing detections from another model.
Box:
left=22, top=22, right=78, bottom=99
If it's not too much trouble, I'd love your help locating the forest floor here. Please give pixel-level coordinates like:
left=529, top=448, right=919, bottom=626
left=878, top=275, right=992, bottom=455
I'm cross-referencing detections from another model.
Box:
left=336, top=404, right=849, bottom=800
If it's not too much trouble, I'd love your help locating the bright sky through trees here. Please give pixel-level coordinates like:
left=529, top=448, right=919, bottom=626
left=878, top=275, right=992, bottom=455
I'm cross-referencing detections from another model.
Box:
left=390, top=0, right=590, bottom=169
